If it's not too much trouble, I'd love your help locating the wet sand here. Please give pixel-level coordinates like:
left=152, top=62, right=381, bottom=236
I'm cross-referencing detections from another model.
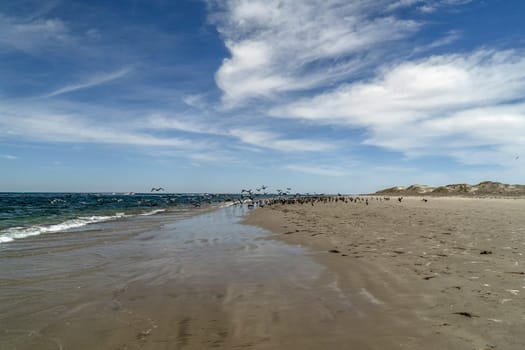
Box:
left=244, top=196, right=525, bottom=350
left=1, top=204, right=445, bottom=350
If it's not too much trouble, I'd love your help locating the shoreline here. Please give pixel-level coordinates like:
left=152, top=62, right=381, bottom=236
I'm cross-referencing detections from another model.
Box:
left=3, top=197, right=524, bottom=349
left=243, top=196, right=525, bottom=349
left=7, top=204, right=426, bottom=349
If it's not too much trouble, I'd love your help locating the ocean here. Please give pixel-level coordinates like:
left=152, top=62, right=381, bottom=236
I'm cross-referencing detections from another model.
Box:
left=0, top=192, right=240, bottom=244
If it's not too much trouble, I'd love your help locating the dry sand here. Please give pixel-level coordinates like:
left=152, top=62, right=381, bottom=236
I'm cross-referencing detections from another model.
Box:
left=244, top=196, right=525, bottom=350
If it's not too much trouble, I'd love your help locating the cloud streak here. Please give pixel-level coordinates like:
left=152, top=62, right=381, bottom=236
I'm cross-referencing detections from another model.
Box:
left=229, top=128, right=334, bottom=152
left=1, top=154, right=18, bottom=160
left=0, top=108, right=195, bottom=148
left=145, top=115, right=335, bottom=152
left=42, top=68, right=132, bottom=98
left=285, top=164, right=346, bottom=177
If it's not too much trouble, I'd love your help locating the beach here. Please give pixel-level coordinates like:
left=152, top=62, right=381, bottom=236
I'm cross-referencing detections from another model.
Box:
left=1, top=196, right=524, bottom=349
left=245, top=196, right=525, bottom=349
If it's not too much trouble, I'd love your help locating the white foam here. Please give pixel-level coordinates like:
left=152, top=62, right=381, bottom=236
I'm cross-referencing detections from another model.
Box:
left=219, top=201, right=235, bottom=208
left=0, top=213, right=127, bottom=244
left=139, top=209, right=166, bottom=216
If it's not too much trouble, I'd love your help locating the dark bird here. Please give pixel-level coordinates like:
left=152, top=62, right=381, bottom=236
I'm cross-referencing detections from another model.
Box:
left=516, top=156, right=520, bottom=160
left=151, top=187, right=165, bottom=192
left=398, top=197, right=403, bottom=202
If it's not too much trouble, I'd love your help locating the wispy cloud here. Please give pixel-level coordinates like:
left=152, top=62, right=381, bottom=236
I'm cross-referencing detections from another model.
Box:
left=145, top=115, right=221, bottom=135
left=413, top=30, right=461, bottom=53
left=181, top=94, right=208, bottom=110
left=230, top=128, right=334, bottom=152
left=286, top=164, right=346, bottom=177
left=387, top=0, right=473, bottom=12
left=42, top=68, right=132, bottom=98
left=0, top=108, right=197, bottom=148
left=145, top=115, right=335, bottom=152
left=1, top=154, right=18, bottom=160
left=387, top=0, right=422, bottom=11
left=211, top=0, right=420, bottom=106
left=272, top=50, right=525, bottom=165
left=0, top=13, right=69, bottom=52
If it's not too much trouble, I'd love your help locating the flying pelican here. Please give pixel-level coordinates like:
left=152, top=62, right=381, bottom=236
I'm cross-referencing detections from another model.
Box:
left=151, top=187, right=165, bottom=192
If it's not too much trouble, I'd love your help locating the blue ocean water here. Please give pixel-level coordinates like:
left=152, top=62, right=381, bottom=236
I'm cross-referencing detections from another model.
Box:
left=0, top=192, right=240, bottom=243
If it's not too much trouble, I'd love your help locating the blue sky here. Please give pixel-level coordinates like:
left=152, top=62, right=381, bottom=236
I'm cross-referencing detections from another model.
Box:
left=1, top=0, right=524, bottom=193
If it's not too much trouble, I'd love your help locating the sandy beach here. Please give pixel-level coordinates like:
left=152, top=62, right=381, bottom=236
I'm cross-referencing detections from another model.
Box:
left=244, top=196, right=525, bottom=350
left=2, top=203, right=432, bottom=350
left=2, top=197, right=524, bottom=349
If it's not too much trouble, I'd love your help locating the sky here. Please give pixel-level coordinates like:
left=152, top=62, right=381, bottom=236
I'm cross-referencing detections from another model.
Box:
left=0, top=0, right=524, bottom=193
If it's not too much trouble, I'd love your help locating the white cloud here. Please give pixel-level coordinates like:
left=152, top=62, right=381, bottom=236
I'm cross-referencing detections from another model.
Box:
left=272, top=50, right=525, bottom=165
left=414, top=30, right=461, bottom=53
left=1, top=154, right=18, bottom=160
left=0, top=13, right=69, bottom=52
left=42, top=68, right=132, bottom=98
left=212, top=0, right=420, bottom=106
left=387, top=0, right=473, bottom=12
left=285, top=164, right=346, bottom=177
left=144, top=115, right=335, bottom=152
left=182, top=94, right=208, bottom=109
left=0, top=109, right=196, bottom=148
left=229, top=128, right=334, bottom=152
left=387, top=0, right=423, bottom=11
left=188, top=152, right=236, bottom=163
left=418, top=5, right=437, bottom=13
left=145, top=115, right=221, bottom=135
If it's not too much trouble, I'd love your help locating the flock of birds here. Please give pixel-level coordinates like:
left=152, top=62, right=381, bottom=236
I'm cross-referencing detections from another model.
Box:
left=229, top=187, right=426, bottom=209
left=243, top=194, right=425, bottom=209
left=146, top=185, right=429, bottom=209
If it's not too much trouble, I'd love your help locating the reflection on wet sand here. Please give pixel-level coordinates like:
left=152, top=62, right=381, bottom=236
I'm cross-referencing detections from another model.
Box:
left=1, top=205, right=447, bottom=349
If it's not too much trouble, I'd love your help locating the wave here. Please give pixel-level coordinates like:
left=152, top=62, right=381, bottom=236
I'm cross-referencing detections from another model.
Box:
left=0, top=213, right=127, bottom=244
left=139, top=209, right=166, bottom=216
left=219, top=201, right=236, bottom=208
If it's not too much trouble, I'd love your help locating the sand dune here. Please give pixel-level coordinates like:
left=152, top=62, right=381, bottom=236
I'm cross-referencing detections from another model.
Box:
left=376, top=181, right=525, bottom=197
